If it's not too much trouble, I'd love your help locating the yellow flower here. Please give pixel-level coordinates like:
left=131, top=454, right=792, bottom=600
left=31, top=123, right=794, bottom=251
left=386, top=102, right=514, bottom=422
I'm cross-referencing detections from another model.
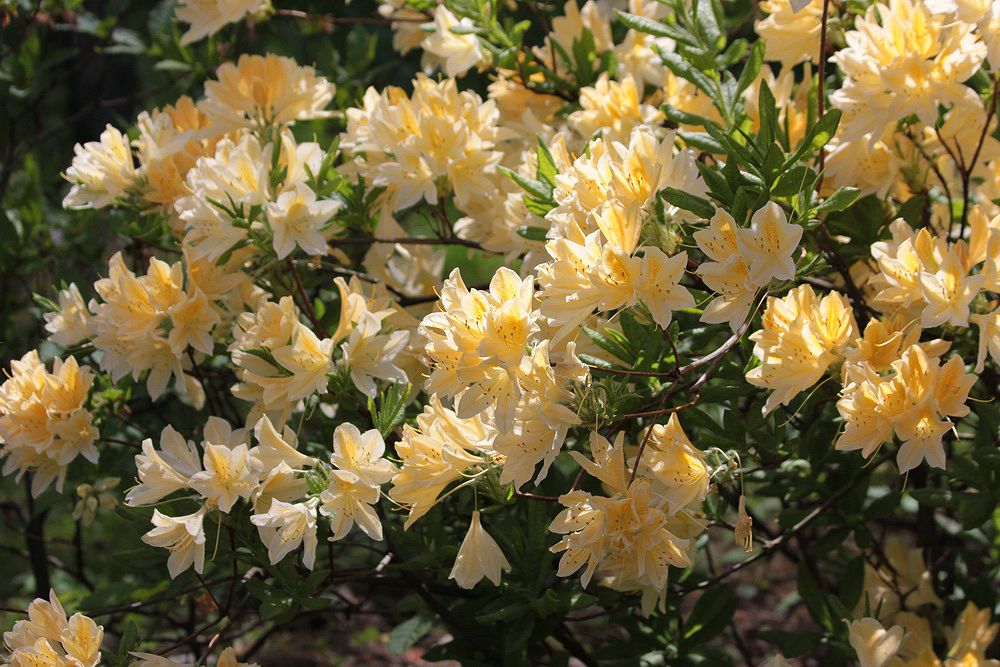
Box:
left=62, top=124, right=137, bottom=209
left=756, top=0, right=825, bottom=68
left=89, top=252, right=226, bottom=399
left=250, top=415, right=315, bottom=472
left=230, top=296, right=334, bottom=418
left=838, top=344, right=977, bottom=472
left=736, top=202, right=803, bottom=285
left=449, top=511, right=511, bottom=589
left=250, top=498, right=318, bottom=569
left=945, top=602, right=1000, bottom=666
left=536, top=1, right=612, bottom=73
left=174, top=0, right=267, bottom=45
left=422, top=5, right=484, bottom=78
left=551, top=432, right=694, bottom=615
left=141, top=507, right=207, bottom=578
left=167, top=289, right=220, bottom=355
left=421, top=267, right=549, bottom=423
left=330, top=423, right=396, bottom=487
left=548, top=127, right=706, bottom=243
left=846, top=618, right=905, bottom=667
left=127, top=425, right=201, bottom=506
left=43, top=283, right=92, bottom=347
left=747, top=285, right=857, bottom=415
left=135, top=95, right=222, bottom=217
left=635, top=247, right=694, bottom=330
left=129, top=646, right=259, bottom=666
left=569, top=74, right=664, bottom=144
left=831, top=0, right=985, bottom=140
left=265, top=182, right=341, bottom=259
left=342, top=75, right=501, bottom=212
left=341, top=312, right=409, bottom=399
left=970, top=307, right=1000, bottom=373
left=389, top=397, right=486, bottom=528
left=735, top=496, right=753, bottom=553
left=320, top=469, right=383, bottom=541
left=3, top=590, right=104, bottom=667
left=202, top=54, right=335, bottom=130
left=0, top=352, right=98, bottom=497
left=634, top=414, right=710, bottom=514
left=177, top=133, right=272, bottom=261
left=918, top=249, right=985, bottom=327
left=189, top=442, right=259, bottom=512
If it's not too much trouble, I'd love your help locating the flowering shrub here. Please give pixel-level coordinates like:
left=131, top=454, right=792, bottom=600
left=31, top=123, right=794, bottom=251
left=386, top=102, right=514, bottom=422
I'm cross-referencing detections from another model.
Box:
left=1, top=0, right=999, bottom=664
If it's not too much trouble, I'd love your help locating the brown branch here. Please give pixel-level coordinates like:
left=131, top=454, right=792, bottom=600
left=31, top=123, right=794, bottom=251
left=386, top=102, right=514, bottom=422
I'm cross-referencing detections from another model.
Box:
left=286, top=259, right=328, bottom=338
left=816, top=0, right=831, bottom=190
left=332, top=235, right=486, bottom=251
left=272, top=8, right=428, bottom=25
left=678, top=453, right=893, bottom=595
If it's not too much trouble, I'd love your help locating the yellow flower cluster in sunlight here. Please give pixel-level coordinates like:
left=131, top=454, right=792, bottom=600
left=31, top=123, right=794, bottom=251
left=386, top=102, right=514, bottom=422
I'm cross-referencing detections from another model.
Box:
left=342, top=74, right=502, bottom=212
left=550, top=418, right=708, bottom=615
left=129, top=416, right=310, bottom=576
left=230, top=296, right=335, bottom=423
left=837, top=343, right=976, bottom=472
left=830, top=0, right=986, bottom=141
left=537, top=127, right=703, bottom=336
left=19, top=0, right=1000, bottom=634
left=389, top=396, right=489, bottom=527
left=86, top=252, right=227, bottom=401
left=63, top=53, right=336, bottom=231
left=0, top=352, right=98, bottom=497
left=867, top=215, right=999, bottom=329
left=2, top=591, right=103, bottom=667
left=695, top=203, right=803, bottom=331
left=747, top=284, right=858, bottom=415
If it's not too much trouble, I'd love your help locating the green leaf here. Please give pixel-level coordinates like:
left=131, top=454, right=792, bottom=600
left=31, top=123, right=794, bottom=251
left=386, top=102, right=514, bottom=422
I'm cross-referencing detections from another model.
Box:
left=499, top=166, right=552, bottom=203
left=660, top=186, right=716, bottom=219
left=536, top=137, right=559, bottom=187
left=757, top=80, right=779, bottom=149
left=693, top=0, right=723, bottom=47
left=908, top=488, right=952, bottom=508
left=516, top=225, right=549, bottom=242
left=663, top=104, right=720, bottom=130
left=736, top=40, right=765, bottom=96
left=684, top=584, right=736, bottom=647
left=838, top=556, right=865, bottom=611
left=783, top=109, right=842, bottom=171
left=368, top=383, right=412, bottom=438
left=679, top=131, right=725, bottom=154
left=616, top=11, right=696, bottom=46
left=113, top=620, right=140, bottom=667
left=388, top=616, right=434, bottom=655
left=815, top=187, right=861, bottom=215
left=656, top=47, right=717, bottom=98
left=797, top=565, right=832, bottom=630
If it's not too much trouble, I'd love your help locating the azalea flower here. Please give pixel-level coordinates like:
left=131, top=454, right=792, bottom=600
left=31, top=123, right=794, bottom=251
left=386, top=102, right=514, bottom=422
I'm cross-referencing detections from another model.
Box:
left=449, top=511, right=511, bottom=589
left=141, top=508, right=207, bottom=578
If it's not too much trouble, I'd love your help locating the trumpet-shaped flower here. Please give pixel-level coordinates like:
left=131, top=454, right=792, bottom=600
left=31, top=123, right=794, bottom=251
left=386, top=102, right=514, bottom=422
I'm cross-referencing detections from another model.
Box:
left=141, top=508, right=207, bottom=578
left=250, top=498, right=318, bottom=569
left=449, top=511, right=511, bottom=589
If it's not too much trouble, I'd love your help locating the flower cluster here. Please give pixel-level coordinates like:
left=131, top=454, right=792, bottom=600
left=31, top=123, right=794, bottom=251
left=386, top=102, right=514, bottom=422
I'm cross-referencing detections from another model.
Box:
left=551, top=417, right=709, bottom=614
left=3, top=0, right=999, bottom=657
left=3, top=591, right=103, bottom=667
left=0, top=352, right=98, bottom=497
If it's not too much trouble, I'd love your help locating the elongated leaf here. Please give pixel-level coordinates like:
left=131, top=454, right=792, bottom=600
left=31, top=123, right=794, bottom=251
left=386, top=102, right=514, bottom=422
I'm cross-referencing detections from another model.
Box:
left=660, top=187, right=716, bottom=219
left=814, top=186, right=860, bottom=215
left=616, top=11, right=697, bottom=46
